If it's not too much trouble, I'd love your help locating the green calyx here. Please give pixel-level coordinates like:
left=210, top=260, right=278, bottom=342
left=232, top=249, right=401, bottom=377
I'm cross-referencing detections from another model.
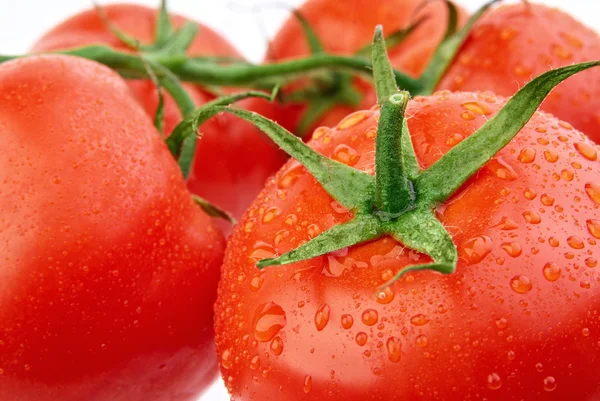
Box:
left=179, top=25, right=600, bottom=289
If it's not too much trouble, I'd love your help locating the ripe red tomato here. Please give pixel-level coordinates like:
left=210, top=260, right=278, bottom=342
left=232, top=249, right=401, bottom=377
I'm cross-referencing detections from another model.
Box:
left=215, top=92, right=600, bottom=400
left=266, top=0, right=468, bottom=130
left=438, top=3, right=600, bottom=144
left=0, top=55, right=225, bottom=401
left=32, top=4, right=288, bottom=230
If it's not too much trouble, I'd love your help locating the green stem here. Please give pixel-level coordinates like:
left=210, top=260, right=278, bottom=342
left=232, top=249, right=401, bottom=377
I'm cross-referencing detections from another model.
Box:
left=375, top=93, right=415, bottom=216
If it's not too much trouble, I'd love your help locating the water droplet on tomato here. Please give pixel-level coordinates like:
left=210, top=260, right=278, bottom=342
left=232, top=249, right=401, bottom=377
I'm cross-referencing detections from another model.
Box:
left=543, top=150, right=559, bottom=163
left=567, top=236, right=585, bottom=249
left=250, top=273, right=265, bottom=291
left=487, top=158, right=517, bottom=180
left=376, top=287, right=395, bottom=304
left=416, top=334, right=428, bottom=348
left=278, top=163, right=303, bottom=189
left=585, top=182, right=600, bottom=205
left=518, top=147, right=536, bottom=163
left=500, top=26, right=519, bottom=40
left=582, top=327, right=591, bottom=337
left=544, top=376, right=557, bottom=392
left=250, top=243, right=275, bottom=262
left=445, top=133, right=464, bottom=146
left=574, top=142, right=598, bottom=161
left=541, top=194, right=555, bottom=206
left=585, top=257, right=598, bottom=268
left=337, top=111, right=368, bottom=129
left=386, top=337, right=402, bottom=363
left=461, top=111, right=475, bottom=120
left=543, top=263, right=561, bottom=282
left=303, top=375, right=312, bottom=393
left=487, top=373, right=502, bottom=390
left=552, top=43, right=572, bottom=59
left=253, top=302, right=287, bottom=342
left=510, top=275, right=533, bottom=294
left=356, top=332, right=368, bottom=346
left=495, top=217, right=519, bottom=230
left=587, top=220, right=600, bottom=239
left=262, top=207, right=280, bottom=224
left=311, top=126, right=329, bottom=139
left=460, top=235, right=493, bottom=264
left=341, top=314, right=354, bottom=330
left=462, top=101, right=492, bottom=115
left=221, top=349, right=233, bottom=369
left=315, top=304, right=331, bottom=331
left=523, top=211, right=541, bottom=224
left=307, top=224, right=320, bottom=238
left=501, top=242, right=522, bottom=258
left=270, top=336, right=284, bottom=356
left=560, top=31, right=583, bottom=48
left=495, top=318, right=508, bottom=330
left=250, top=355, right=260, bottom=370
left=410, top=314, right=430, bottom=326
left=333, top=144, right=360, bottom=166
left=536, top=363, right=544, bottom=372
left=561, top=169, right=574, bottom=181
left=362, top=309, right=379, bottom=326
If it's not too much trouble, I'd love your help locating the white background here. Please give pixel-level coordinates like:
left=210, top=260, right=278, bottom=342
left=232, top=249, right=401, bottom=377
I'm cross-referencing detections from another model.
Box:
left=0, top=0, right=597, bottom=400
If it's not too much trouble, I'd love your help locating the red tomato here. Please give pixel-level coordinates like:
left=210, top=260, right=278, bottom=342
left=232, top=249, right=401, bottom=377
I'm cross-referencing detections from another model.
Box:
left=32, top=4, right=288, bottom=231
left=0, top=55, right=224, bottom=401
left=266, top=0, right=469, bottom=130
left=215, top=92, right=600, bottom=400
left=438, top=3, right=600, bottom=144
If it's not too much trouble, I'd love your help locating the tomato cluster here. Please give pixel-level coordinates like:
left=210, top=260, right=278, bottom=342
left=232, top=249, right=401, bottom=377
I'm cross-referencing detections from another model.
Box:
left=0, top=1, right=599, bottom=401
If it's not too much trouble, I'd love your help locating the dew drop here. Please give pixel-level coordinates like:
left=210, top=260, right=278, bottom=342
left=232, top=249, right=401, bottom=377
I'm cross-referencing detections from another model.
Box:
left=460, top=235, right=493, bottom=265
left=376, top=287, right=395, bottom=304
left=543, top=150, right=559, bottom=163
left=587, top=220, right=600, bottom=239
left=410, top=314, right=430, bottom=326
left=311, top=126, right=329, bottom=139
left=314, top=304, right=331, bottom=331
left=341, top=314, right=354, bottom=330
left=501, top=242, right=522, bottom=258
left=518, top=147, right=536, bottom=163
left=495, top=217, right=519, bottom=230
left=552, top=43, right=572, bottom=59
left=338, top=111, right=368, bottom=129
left=541, top=194, right=555, bottom=206
left=250, top=355, right=260, bottom=370
left=356, top=332, right=368, bottom=346
left=303, top=375, right=312, bottom=393
left=462, top=101, right=492, bottom=115
left=487, top=373, right=502, bottom=390
left=536, top=363, right=544, bottom=372
left=567, top=236, right=585, bottom=249
left=250, top=273, right=265, bottom=291
left=262, top=207, right=280, bottom=224
left=333, top=144, right=360, bottom=166
left=487, top=158, right=517, bottom=180
left=461, top=111, right=475, bottom=120
left=445, top=133, right=464, bottom=146
left=544, top=376, right=557, bottom=392
left=278, top=163, right=304, bottom=189
left=253, top=302, right=287, bottom=342
left=584, top=182, right=600, bottom=205
left=523, top=211, right=541, bottom=224
left=250, top=242, right=275, bottom=262
left=386, top=337, right=402, bottom=363
left=510, top=275, right=533, bottom=294
left=543, top=263, right=562, bottom=282
left=362, top=309, right=379, bottom=326
left=582, top=327, right=591, bottom=337
left=270, top=336, right=284, bottom=356
left=221, top=349, right=232, bottom=369
left=585, top=257, right=598, bottom=268
left=416, top=334, right=428, bottom=348
left=574, top=142, right=598, bottom=161
left=495, top=318, right=508, bottom=330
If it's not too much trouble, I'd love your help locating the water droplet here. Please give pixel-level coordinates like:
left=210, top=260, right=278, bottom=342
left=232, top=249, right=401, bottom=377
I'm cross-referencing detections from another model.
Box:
left=460, top=235, right=493, bottom=264
left=461, top=111, right=475, bottom=120
left=52, top=176, right=61, bottom=184
left=510, top=275, right=533, bottom=294
left=303, top=375, right=312, bottom=393
left=311, top=126, right=329, bottom=139
left=362, top=309, right=379, bottom=326
left=253, top=302, right=287, bottom=342
left=314, top=304, right=331, bottom=331
left=462, top=101, right=492, bottom=115
left=278, top=163, right=304, bottom=189
left=496, top=318, right=508, bottom=330
left=495, top=217, right=519, bottom=230
left=582, top=327, right=591, bottom=337
left=585, top=257, right=598, bottom=268
left=500, top=26, right=519, bottom=40
left=386, top=337, right=402, bottom=363
left=445, top=133, right=464, bottom=146
left=221, top=349, right=232, bottom=369
left=518, top=147, right=536, bottom=163
left=567, top=236, right=585, bottom=249
left=587, top=220, right=600, bottom=239
left=560, top=31, right=583, bottom=48
left=487, top=158, right=517, bottom=180
left=307, top=224, right=320, bottom=238
left=514, top=63, right=532, bottom=77
left=338, top=111, right=368, bottom=129
left=333, top=144, right=360, bottom=166
left=524, top=188, right=537, bottom=200
left=536, top=363, right=544, bottom=372
left=270, top=336, right=284, bottom=356
left=250, top=243, right=275, bottom=262
left=487, top=373, right=502, bottom=390
left=561, top=169, right=574, bottom=181
left=285, top=214, right=298, bottom=225
left=262, top=207, right=280, bottom=224
left=250, top=355, right=260, bottom=370
left=552, top=43, right=572, bottom=59
left=416, top=334, right=428, bottom=348
left=523, top=211, right=541, bottom=224
left=541, top=194, right=555, bottom=206
left=543, top=263, right=561, bottom=282
left=341, top=314, right=354, bottom=330
left=410, top=314, right=430, bottom=326
left=250, top=273, right=265, bottom=291
left=501, top=242, right=522, bottom=258
left=544, top=376, right=557, bottom=392
left=585, top=183, right=600, bottom=204
left=543, top=149, right=559, bottom=163
left=574, top=142, right=598, bottom=161
left=376, top=287, right=395, bottom=304
left=356, top=332, right=368, bottom=346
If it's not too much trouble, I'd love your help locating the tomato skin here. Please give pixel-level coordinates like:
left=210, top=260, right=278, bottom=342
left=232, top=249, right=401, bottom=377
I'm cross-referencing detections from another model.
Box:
left=266, top=0, right=468, bottom=132
left=438, top=3, right=600, bottom=144
left=215, top=91, right=600, bottom=400
left=32, top=4, right=288, bottom=231
left=0, top=55, right=224, bottom=401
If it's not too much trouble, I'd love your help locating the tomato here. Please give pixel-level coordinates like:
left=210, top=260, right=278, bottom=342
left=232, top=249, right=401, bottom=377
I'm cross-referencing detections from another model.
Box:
left=0, top=55, right=225, bottom=401
left=214, top=91, right=600, bottom=400
left=438, top=3, right=600, bottom=144
left=266, top=0, right=468, bottom=131
left=32, top=4, right=288, bottom=231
